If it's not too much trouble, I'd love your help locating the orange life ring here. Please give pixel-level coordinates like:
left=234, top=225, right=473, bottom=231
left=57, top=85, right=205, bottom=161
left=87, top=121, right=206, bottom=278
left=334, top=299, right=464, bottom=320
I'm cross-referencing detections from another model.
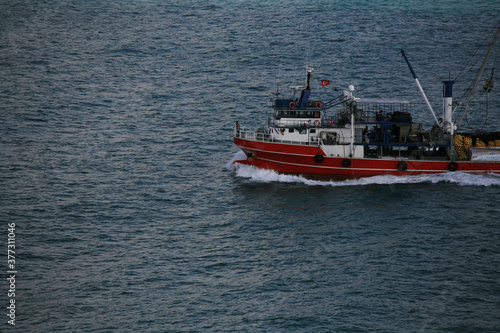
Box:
left=328, top=119, right=335, bottom=126
left=289, top=102, right=296, bottom=108
left=315, top=101, right=322, bottom=108
left=313, top=120, right=321, bottom=126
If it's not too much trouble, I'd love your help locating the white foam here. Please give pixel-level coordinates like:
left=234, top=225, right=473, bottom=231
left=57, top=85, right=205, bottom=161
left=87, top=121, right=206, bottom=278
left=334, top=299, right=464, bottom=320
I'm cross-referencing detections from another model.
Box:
left=224, top=151, right=247, bottom=170
left=228, top=161, right=500, bottom=187
left=233, top=163, right=312, bottom=183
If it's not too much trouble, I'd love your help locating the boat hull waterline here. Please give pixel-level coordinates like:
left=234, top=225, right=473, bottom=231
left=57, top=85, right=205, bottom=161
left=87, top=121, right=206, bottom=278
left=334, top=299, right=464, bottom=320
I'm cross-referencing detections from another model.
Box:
left=234, top=137, right=500, bottom=179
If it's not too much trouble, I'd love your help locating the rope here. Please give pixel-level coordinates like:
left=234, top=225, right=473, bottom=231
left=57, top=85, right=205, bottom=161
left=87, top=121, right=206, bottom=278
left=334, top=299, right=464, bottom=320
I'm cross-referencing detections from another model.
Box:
left=461, top=91, right=489, bottom=132
left=356, top=52, right=401, bottom=93
left=483, top=64, right=495, bottom=93
left=455, top=53, right=497, bottom=125
left=402, top=51, right=442, bottom=82
left=454, top=21, right=500, bottom=83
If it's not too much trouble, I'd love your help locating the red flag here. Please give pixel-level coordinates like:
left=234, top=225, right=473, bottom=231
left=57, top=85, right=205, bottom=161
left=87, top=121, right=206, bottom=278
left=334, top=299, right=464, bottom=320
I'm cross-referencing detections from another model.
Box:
left=321, top=80, right=330, bottom=87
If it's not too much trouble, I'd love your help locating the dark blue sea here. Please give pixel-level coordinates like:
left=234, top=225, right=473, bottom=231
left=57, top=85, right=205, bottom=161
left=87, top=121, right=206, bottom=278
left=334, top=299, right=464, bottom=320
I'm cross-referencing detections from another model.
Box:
left=2, top=1, right=500, bottom=332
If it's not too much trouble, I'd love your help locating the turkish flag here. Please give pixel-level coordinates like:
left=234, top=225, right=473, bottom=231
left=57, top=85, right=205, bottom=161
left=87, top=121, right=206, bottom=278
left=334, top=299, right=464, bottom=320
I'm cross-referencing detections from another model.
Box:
left=321, top=80, right=330, bottom=87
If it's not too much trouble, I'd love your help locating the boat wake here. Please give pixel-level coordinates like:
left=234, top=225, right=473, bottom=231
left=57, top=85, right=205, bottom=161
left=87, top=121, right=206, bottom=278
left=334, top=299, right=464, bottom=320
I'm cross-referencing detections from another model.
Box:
left=226, top=153, right=500, bottom=187
left=225, top=150, right=248, bottom=168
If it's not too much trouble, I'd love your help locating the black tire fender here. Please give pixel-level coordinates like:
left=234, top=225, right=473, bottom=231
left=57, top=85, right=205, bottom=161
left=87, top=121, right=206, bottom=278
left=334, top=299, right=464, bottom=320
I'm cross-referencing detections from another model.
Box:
left=397, top=161, right=408, bottom=172
left=314, top=154, right=324, bottom=163
left=342, top=159, right=351, bottom=168
left=448, top=162, right=458, bottom=171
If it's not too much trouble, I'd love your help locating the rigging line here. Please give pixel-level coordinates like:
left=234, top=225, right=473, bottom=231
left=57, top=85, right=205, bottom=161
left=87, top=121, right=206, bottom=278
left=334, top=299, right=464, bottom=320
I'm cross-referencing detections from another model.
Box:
left=456, top=20, right=500, bottom=130
left=455, top=72, right=492, bottom=126
left=456, top=80, right=485, bottom=123
left=454, top=44, right=490, bottom=84
left=403, top=51, right=442, bottom=82
left=454, top=20, right=500, bottom=83
left=356, top=52, right=401, bottom=93
left=465, top=66, right=493, bottom=132
left=463, top=90, right=490, bottom=132
left=459, top=52, right=495, bottom=99
left=463, top=101, right=489, bottom=132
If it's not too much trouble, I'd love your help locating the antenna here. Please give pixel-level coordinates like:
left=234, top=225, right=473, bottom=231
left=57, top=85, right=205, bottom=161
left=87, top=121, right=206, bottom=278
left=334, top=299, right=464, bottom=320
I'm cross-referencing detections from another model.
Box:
left=275, top=63, right=281, bottom=96
left=306, top=66, right=313, bottom=90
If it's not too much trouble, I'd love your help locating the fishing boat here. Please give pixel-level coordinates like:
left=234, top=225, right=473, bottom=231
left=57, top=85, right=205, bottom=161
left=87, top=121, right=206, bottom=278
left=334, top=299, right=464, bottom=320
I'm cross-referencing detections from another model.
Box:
left=232, top=23, right=500, bottom=180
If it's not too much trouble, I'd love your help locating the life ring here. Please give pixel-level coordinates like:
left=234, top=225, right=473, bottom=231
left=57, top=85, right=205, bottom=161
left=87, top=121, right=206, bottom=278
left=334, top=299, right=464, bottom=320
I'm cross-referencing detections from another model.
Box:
left=342, top=159, right=351, bottom=167
left=314, top=154, right=324, bottom=163
left=315, top=101, right=322, bottom=108
left=289, top=101, right=296, bottom=109
left=448, top=162, right=458, bottom=171
left=313, top=120, right=321, bottom=126
left=328, top=119, right=335, bottom=126
left=397, top=161, right=408, bottom=172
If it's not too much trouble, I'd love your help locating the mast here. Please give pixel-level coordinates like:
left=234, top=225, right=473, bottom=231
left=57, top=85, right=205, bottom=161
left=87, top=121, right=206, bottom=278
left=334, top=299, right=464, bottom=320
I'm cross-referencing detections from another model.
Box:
left=298, top=67, right=313, bottom=108
left=345, top=85, right=356, bottom=157
left=442, top=80, right=454, bottom=134
left=401, top=49, right=441, bottom=127
left=456, top=20, right=500, bottom=131
left=305, top=66, right=313, bottom=90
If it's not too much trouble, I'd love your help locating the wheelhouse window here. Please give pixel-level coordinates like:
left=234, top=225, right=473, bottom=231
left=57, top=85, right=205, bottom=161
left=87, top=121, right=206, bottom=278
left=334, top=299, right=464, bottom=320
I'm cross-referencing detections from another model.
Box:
left=274, top=110, right=322, bottom=119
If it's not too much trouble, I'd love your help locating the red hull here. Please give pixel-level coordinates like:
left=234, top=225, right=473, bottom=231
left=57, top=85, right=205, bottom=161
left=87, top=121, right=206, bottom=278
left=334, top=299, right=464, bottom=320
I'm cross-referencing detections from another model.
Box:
left=234, top=137, right=500, bottom=179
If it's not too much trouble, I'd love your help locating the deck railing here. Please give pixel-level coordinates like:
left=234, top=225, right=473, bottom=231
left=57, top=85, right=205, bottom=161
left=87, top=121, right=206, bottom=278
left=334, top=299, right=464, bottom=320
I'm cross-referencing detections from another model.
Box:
left=234, top=127, right=320, bottom=146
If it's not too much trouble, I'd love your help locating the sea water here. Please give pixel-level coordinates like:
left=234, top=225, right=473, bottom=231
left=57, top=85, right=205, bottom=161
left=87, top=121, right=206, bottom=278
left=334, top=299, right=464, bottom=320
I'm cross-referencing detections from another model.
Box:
left=1, top=1, right=500, bottom=332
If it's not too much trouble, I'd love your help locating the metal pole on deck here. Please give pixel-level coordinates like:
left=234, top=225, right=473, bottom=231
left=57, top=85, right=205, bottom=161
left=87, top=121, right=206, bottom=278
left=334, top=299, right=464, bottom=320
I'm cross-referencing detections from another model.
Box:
left=401, top=50, right=441, bottom=127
